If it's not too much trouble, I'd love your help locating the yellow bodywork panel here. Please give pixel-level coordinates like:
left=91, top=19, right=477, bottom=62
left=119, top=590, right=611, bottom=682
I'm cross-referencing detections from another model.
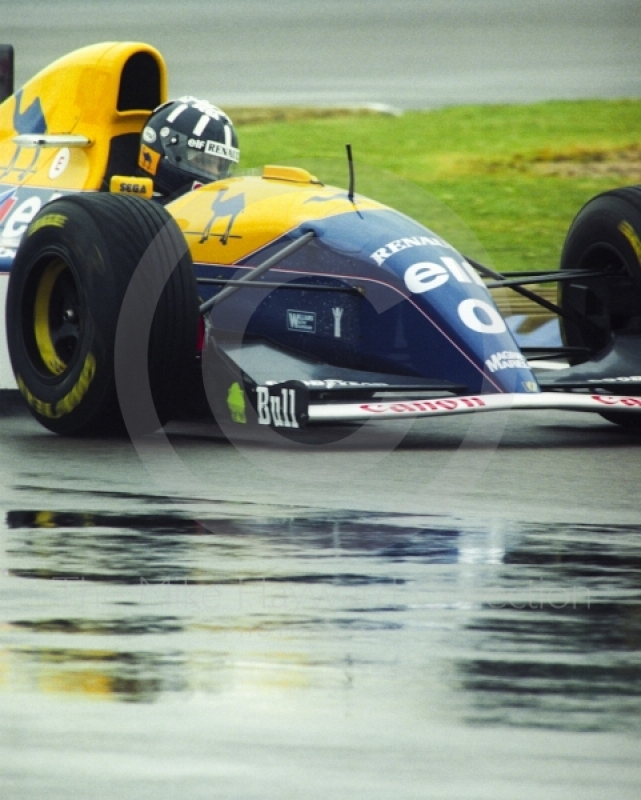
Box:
left=169, top=171, right=387, bottom=265
left=0, top=42, right=385, bottom=270
left=262, top=165, right=319, bottom=184
left=0, top=42, right=167, bottom=190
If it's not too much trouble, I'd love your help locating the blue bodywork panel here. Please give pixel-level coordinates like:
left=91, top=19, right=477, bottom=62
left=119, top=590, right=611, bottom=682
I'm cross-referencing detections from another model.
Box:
left=202, top=208, right=539, bottom=395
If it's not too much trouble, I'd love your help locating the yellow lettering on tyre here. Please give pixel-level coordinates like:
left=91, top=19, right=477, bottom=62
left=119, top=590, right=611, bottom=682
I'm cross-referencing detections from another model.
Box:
left=27, top=213, right=67, bottom=236
left=54, top=352, right=96, bottom=416
left=17, top=374, right=55, bottom=418
left=618, top=220, right=641, bottom=265
left=17, top=352, right=96, bottom=419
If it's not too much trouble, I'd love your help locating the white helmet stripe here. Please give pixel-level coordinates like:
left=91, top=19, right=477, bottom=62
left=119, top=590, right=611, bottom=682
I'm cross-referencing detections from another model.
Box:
left=166, top=103, right=188, bottom=123
left=193, top=114, right=210, bottom=137
left=224, top=124, right=232, bottom=147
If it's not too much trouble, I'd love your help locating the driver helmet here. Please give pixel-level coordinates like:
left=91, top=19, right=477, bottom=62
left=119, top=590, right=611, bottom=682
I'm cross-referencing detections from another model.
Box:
left=138, top=96, right=239, bottom=195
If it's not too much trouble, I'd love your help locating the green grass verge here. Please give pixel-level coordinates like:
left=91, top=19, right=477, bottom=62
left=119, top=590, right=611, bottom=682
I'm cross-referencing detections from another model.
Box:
left=231, top=100, right=641, bottom=272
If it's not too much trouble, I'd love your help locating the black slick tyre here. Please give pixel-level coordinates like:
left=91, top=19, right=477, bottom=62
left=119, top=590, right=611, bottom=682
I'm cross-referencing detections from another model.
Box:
left=559, top=186, right=641, bottom=430
left=6, top=193, right=198, bottom=436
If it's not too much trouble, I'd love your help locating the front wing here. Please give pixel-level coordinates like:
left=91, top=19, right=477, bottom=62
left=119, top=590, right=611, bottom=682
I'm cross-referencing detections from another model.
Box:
left=206, top=337, right=641, bottom=430
left=304, top=390, right=641, bottom=425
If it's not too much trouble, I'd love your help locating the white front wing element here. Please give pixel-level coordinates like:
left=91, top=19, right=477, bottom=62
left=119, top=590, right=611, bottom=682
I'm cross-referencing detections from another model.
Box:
left=307, top=392, right=641, bottom=423
left=0, top=273, right=16, bottom=390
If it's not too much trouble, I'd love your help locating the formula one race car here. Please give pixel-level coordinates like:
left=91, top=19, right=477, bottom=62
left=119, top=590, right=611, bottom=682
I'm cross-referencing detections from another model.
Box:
left=1, top=41, right=641, bottom=438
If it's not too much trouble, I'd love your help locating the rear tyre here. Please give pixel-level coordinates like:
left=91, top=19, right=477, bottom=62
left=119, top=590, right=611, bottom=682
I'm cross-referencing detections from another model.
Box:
left=559, top=187, right=641, bottom=430
left=6, top=193, right=198, bottom=436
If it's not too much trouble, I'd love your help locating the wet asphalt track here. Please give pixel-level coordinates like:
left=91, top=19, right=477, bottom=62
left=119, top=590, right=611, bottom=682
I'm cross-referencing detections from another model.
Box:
left=4, top=405, right=640, bottom=526
left=1, top=409, right=640, bottom=799
left=1, top=2, right=641, bottom=798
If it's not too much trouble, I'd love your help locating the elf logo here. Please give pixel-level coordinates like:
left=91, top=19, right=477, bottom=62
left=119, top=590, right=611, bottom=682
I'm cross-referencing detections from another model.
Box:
left=0, top=191, right=63, bottom=243
left=0, top=187, right=17, bottom=224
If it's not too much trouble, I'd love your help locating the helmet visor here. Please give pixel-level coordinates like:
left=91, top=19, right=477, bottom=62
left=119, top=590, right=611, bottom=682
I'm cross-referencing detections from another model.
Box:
left=185, top=149, right=236, bottom=181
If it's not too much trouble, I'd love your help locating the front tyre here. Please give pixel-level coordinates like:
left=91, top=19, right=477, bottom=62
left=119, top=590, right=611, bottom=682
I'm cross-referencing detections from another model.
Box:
left=6, top=193, right=198, bottom=436
left=559, top=186, right=641, bottom=430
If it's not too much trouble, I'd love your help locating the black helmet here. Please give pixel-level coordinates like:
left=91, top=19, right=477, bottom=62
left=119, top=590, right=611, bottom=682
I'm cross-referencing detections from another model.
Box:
left=138, top=96, right=239, bottom=195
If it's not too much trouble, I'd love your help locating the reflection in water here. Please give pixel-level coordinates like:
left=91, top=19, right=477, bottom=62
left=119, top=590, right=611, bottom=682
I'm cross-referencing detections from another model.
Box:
left=1, top=503, right=640, bottom=730
left=11, top=646, right=181, bottom=702
left=459, top=525, right=641, bottom=732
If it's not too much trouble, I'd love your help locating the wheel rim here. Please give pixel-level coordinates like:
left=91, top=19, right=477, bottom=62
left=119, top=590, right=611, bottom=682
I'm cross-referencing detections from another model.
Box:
left=32, top=257, right=81, bottom=376
left=560, top=242, right=639, bottom=356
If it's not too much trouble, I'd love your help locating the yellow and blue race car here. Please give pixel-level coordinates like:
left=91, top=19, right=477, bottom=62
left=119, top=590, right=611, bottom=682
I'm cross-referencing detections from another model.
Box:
left=1, top=41, right=641, bottom=438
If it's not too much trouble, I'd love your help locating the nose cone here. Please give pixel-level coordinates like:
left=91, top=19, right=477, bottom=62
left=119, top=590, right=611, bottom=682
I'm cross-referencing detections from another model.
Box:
left=312, top=207, right=540, bottom=394
left=389, top=243, right=539, bottom=394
